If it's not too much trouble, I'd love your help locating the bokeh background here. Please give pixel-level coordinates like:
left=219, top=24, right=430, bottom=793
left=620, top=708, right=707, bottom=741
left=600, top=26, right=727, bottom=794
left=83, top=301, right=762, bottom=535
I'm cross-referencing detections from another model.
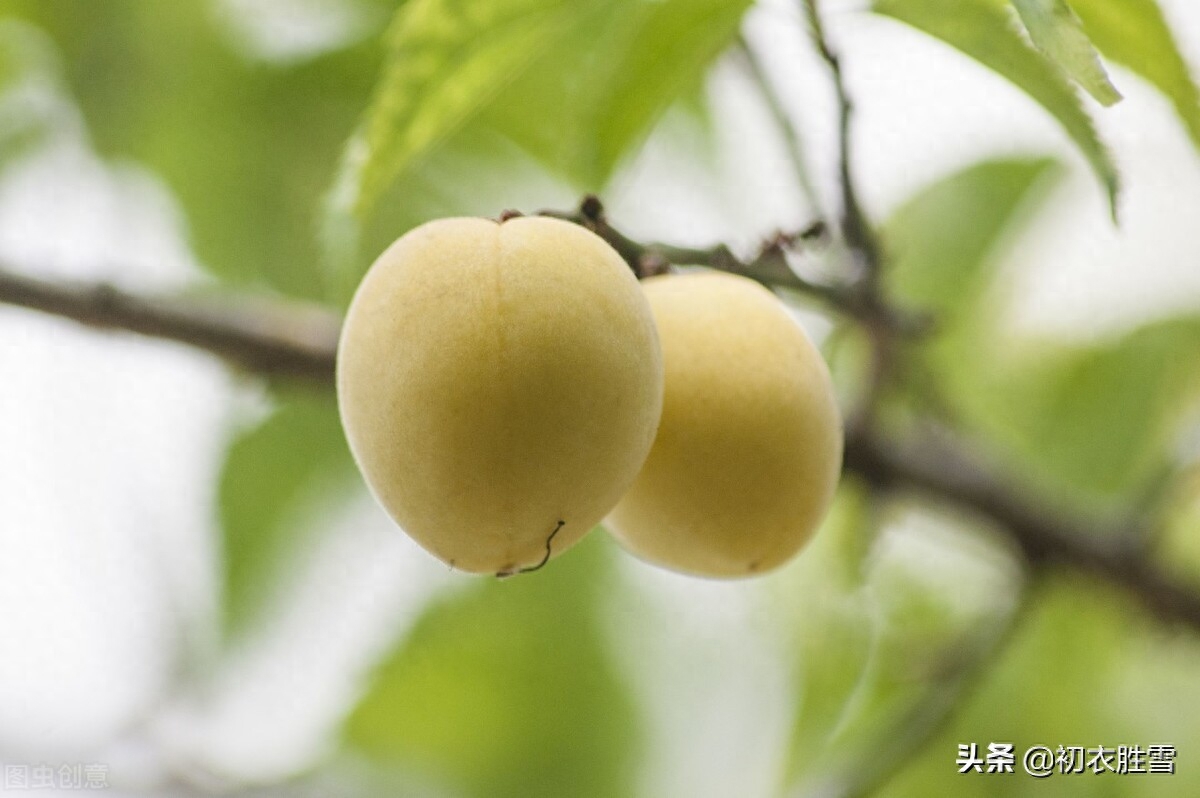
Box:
left=1, top=0, right=1199, bottom=796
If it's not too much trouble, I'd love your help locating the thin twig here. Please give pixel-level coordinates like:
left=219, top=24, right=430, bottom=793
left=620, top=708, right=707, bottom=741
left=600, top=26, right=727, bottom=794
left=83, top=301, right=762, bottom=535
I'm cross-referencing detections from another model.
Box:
left=801, top=0, right=883, bottom=283
left=802, top=0, right=901, bottom=434
left=737, top=35, right=824, bottom=215
left=540, top=197, right=922, bottom=335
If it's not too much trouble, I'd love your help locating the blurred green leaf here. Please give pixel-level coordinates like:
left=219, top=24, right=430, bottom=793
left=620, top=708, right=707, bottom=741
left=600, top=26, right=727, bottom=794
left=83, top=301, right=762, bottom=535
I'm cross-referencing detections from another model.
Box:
left=876, top=577, right=1200, bottom=798
left=777, top=482, right=1022, bottom=792
left=884, top=156, right=1062, bottom=322
left=874, top=0, right=1120, bottom=217
left=323, top=0, right=593, bottom=282
left=219, top=393, right=356, bottom=635
left=1070, top=0, right=1200, bottom=151
left=480, top=0, right=750, bottom=188
left=792, top=520, right=1017, bottom=792
left=343, top=535, right=640, bottom=798
left=331, top=0, right=583, bottom=223
left=3, top=0, right=384, bottom=300
left=1160, top=474, right=1200, bottom=581
left=956, top=316, right=1200, bottom=503
left=892, top=159, right=1200, bottom=507
left=333, top=126, right=595, bottom=306
left=1010, top=0, right=1121, bottom=105
left=0, top=19, right=52, bottom=88
left=778, top=485, right=875, bottom=784
left=0, top=21, right=61, bottom=167
left=325, top=0, right=750, bottom=284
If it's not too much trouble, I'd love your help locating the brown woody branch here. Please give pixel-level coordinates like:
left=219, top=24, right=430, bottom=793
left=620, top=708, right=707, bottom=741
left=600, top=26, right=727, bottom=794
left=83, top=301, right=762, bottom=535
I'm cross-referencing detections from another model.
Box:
left=802, top=0, right=900, bottom=429
left=1, top=255, right=1198, bottom=631
left=0, top=266, right=338, bottom=383
left=802, top=0, right=884, bottom=283
left=736, top=35, right=824, bottom=214
left=844, top=431, right=1200, bottom=627
left=538, top=197, right=925, bottom=336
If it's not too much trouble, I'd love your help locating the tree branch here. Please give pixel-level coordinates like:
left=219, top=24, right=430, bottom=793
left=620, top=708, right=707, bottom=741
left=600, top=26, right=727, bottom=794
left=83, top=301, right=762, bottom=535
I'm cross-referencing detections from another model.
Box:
left=801, top=0, right=883, bottom=282
left=802, top=0, right=901, bottom=433
left=537, top=197, right=925, bottom=336
left=1, top=229, right=1198, bottom=634
left=844, top=429, right=1200, bottom=628
left=736, top=35, right=824, bottom=216
left=0, top=266, right=338, bottom=383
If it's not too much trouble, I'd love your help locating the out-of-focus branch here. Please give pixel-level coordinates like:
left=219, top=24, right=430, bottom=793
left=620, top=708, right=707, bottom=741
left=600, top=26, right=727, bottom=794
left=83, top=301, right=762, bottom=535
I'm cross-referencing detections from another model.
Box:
left=801, top=0, right=883, bottom=283
left=2, top=259, right=1199, bottom=634
left=844, top=429, right=1200, bottom=628
left=736, top=35, right=824, bottom=215
left=802, top=0, right=899, bottom=431
left=0, top=265, right=339, bottom=383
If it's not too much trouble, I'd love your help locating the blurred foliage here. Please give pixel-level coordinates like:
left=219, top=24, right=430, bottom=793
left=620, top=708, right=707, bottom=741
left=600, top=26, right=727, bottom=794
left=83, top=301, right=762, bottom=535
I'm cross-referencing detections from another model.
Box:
left=2, top=0, right=1200, bottom=795
left=950, top=316, right=1200, bottom=508
left=884, top=155, right=1200, bottom=509
left=343, top=534, right=641, bottom=798
left=876, top=0, right=1200, bottom=217
left=1011, top=0, right=1122, bottom=106
left=218, top=393, right=357, bottom=636
left=879, top=576, right=1200, bottom=797
left=324, top=0, right=749, bottom=289
left=1071, top=0, right=1200, bottom=149
left=777, top=483, right=1023, bottom=795
left=0, top=21, right=59, bottom=166
left=776, top=484, right=876, bottom=784
left=1161, top=473, right=1200, bottom=579
left=1, top=0, right=389, bottom=300
left=874, top=0, right=1120, bottom=215
left=846, top=147, right=1200, bottom=797
left=884, top=156, right=1062, bottom=323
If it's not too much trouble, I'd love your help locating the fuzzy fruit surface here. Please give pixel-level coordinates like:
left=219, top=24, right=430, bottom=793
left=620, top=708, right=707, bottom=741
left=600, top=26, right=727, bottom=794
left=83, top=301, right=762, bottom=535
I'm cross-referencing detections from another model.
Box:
left=337, top=216, right=664, bottom=574
left=607, top=271, right=843, bottom=577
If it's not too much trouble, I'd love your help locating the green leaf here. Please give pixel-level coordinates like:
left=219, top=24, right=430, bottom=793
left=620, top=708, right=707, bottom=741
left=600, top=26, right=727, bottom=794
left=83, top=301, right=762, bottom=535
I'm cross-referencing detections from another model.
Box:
left=878, top=575, right=1200, bottom=798
left=1010, top=0, right=1122, bottom=105
left=4, top=0, right=385, bottom=300
left=894, top=162, right=1200, bottom=506
left=479, top=0, right=751, bottom=188
left=0, top=19, right=54, bottom=88
left=884, top=156, right=1062, bottom=322
left=325, top=0, right=751, bottom=285
left=777, top=485, right=875, bottom=784
left=875, top=579, right=1131, bottom=798
left=1160, top=478, right=1200, bottom=582
left=350, top=0, right=586, bottom=214
left=218, top=394, right=356, bottom=635
left=323, top=0, right=587, bottom=278
left=874, top=0, right=1120, bottom=217
left=956, top=316, right=1200, bottom=502
left=0, top=21, right=61, bottom=167
left=1069, top=0, right=1200, bottom=151
left=782, top=501, right=1023, bottom=794
left=343, top=535, right=640, bottom=798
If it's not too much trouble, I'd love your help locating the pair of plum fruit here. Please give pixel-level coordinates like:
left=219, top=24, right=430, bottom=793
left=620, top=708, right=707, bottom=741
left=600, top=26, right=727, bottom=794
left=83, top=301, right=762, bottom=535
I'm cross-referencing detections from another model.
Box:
left=336, top=216, right=843, bottom=579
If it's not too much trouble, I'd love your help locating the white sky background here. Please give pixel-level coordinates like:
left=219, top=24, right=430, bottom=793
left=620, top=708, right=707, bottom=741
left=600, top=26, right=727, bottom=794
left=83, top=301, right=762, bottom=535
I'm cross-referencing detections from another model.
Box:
left=0, top=0, right=1199, bottom=795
